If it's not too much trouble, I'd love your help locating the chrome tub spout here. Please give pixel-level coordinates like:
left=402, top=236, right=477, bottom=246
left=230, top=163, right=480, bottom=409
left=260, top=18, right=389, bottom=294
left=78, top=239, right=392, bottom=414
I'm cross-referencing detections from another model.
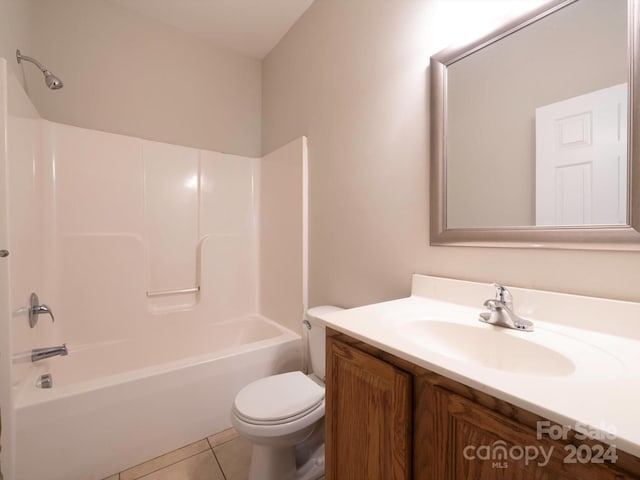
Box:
left=31, top=344, right=68, bottom=362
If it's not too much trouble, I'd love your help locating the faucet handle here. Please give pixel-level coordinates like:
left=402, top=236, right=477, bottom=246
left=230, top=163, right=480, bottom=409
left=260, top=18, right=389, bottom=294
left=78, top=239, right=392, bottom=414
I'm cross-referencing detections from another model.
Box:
left=491, top=283, right=513, bottom=307
left=34, top=304, right=55, bottom=320
left=29, top=292, right=55, bottom=328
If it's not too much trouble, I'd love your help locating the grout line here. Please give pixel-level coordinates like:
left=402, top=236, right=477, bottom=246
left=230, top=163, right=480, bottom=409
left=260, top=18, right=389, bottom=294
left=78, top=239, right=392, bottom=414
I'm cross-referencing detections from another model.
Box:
left=119, top=434, right=236, bottom=480
left=211, top=448, right=228, bottom=480
left=134, top=450, right=215, bottom=480
left=207, top=433, right=240, bottom=450
left=127, top=439, right=210, bottom=472
left=208, top=437, right=237, bottom=449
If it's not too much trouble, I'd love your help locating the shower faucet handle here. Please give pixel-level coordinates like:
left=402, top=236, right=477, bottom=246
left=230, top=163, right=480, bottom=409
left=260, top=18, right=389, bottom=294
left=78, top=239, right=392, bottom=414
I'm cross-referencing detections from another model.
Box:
left=29, top=292, right=55, bottom=328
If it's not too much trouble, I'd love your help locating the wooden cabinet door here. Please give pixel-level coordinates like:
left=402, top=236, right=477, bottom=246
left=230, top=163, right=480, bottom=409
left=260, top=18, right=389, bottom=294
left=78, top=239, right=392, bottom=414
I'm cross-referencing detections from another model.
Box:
left=416, top=378, right=635, bottom=480
left=325, top=337, right=412, bottom=480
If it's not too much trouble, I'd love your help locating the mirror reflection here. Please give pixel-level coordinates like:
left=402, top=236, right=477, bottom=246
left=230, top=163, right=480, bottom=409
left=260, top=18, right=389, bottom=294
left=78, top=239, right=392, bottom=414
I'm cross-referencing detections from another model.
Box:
left=445, top=0, right=628, bottom=228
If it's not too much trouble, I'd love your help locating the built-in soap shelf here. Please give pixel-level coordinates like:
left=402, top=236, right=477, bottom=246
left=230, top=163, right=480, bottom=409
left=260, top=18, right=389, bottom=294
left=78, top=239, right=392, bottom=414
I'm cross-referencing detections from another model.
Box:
left=145, top=286, right=200, bottom=297
left=146, top=285, right=200, bottom=313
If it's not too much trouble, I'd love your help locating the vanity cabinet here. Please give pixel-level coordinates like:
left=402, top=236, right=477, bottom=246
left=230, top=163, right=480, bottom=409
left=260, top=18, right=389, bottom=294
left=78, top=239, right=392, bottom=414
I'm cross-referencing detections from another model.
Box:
left=325, top=329, right=640, bottom=480
left=325, top=333, right=412, bottom=479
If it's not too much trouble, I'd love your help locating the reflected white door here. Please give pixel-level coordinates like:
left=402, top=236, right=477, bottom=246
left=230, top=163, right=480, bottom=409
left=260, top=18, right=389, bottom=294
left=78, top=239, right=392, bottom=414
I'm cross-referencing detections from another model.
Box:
left=535, top=83, right=627, bottom=226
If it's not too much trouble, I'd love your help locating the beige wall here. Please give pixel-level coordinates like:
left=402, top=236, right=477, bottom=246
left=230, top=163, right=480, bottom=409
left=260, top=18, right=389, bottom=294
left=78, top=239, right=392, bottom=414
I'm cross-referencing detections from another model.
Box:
left=262, top=0, right=640, bottom=307
left=0, top=0, right=34, bottom=78
left=447, top=0, right=627, bottom=228
left=3, top=0, right=262, bottom=156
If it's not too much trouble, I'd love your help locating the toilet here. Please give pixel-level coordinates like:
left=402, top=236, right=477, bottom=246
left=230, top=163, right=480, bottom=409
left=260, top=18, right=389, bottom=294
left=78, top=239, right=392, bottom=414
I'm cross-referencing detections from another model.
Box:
left=231, top=306, right=342, bottom=480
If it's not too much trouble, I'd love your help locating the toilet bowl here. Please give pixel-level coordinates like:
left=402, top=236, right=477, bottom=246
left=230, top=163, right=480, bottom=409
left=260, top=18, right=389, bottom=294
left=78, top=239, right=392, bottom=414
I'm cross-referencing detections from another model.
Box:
left=230, top=306, right=342, bottom=480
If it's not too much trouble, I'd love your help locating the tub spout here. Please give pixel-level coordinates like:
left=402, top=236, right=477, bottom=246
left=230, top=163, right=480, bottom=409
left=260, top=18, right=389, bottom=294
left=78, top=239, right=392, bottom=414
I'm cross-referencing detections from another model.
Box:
left=31, top=344, right=68, bottom=362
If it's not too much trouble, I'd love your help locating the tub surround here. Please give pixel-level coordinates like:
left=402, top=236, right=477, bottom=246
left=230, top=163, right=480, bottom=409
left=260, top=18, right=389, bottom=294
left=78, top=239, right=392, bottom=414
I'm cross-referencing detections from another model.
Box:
left=316, top=274, right=640, bottom=458
left=45, top=120, right=260, bottom=337
left=2, top=58, right=46, bottom=480
left=260, top=138, right=308, bottom=334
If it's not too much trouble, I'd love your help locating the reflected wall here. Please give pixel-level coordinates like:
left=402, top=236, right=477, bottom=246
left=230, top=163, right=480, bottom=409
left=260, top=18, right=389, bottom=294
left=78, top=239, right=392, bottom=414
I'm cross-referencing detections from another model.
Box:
left=445, top=0, right=627, bottom=228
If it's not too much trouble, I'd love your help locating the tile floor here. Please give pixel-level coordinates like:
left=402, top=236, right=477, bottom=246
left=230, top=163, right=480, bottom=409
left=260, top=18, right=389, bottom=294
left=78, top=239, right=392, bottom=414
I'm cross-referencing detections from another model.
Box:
left=102, top=428, right=252, bottom=480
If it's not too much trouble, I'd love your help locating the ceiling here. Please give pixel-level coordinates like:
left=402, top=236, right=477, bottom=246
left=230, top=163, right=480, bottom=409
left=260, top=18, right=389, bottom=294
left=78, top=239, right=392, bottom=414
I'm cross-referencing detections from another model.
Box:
left=110, top=0, right=315, bottom=59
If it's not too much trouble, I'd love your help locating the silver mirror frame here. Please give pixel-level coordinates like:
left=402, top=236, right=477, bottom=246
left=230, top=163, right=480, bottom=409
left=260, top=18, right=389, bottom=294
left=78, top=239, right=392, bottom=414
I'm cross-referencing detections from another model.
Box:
left=430, top=0, right=640, bottom=250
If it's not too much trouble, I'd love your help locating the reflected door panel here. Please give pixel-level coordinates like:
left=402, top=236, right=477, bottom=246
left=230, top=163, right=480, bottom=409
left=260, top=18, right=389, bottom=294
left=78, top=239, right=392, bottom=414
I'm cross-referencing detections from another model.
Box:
left=535, top=83, right=627, bottom=226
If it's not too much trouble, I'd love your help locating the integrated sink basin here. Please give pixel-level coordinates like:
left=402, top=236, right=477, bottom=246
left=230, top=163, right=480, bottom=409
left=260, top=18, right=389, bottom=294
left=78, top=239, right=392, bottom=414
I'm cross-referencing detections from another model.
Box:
left=394, top=318, right=624, bottom=378
left=398, top=320, right=575, bottom=376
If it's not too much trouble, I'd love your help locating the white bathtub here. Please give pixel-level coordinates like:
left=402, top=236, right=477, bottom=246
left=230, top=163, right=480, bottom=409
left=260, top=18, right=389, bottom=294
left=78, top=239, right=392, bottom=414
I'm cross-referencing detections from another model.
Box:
left=13, top=316, right=301, bottom=480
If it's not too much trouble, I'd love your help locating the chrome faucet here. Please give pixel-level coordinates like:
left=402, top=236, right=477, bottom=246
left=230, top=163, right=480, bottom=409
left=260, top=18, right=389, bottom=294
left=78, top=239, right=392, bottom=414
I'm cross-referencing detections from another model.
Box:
left=31, top=344, right=68, bottom=362
left=479, top=284, right=534, bottom=332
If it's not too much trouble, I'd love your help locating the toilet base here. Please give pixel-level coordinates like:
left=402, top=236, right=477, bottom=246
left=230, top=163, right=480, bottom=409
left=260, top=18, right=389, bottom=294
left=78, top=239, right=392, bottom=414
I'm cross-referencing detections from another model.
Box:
left=296, top=443, right=325, bottom=480
left=249, top=444, right=297, bottom=480
left=247, top=422, right=325, bottom=480
left=248, top=444, right=324, bottom=480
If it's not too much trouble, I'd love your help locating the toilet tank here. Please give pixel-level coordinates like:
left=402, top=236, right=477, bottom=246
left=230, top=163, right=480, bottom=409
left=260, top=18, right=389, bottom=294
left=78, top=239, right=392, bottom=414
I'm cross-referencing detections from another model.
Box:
left=305, top=306, right=343, bottom=379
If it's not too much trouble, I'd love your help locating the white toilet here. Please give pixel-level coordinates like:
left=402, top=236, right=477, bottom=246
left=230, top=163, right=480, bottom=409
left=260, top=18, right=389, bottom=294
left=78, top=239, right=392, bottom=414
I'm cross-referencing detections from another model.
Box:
left=231, top=306, right=342, bottom=480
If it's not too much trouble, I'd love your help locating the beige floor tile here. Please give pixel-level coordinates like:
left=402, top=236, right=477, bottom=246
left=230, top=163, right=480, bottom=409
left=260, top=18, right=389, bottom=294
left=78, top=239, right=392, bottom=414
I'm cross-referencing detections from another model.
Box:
left=213, top=436, right=252, bottom=480
left=120, top=440, right=210, bottom=480
left=207, top=427, right=239, bottom=448
left=142, top=450, right=224, bottom=480
left=103, top=475, right=119, bottom=480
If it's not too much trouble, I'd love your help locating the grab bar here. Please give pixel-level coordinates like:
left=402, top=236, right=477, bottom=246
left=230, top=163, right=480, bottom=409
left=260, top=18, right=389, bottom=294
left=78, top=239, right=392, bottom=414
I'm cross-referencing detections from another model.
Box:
left=146, top=286, right=200, bottom=297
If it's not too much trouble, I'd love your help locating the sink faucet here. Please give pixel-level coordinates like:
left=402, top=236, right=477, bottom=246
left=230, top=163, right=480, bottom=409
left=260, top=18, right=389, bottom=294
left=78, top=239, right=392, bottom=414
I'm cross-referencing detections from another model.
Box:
left=31, top=344, right=68, bottom=362
left=479, top=284, right=534, bottom=332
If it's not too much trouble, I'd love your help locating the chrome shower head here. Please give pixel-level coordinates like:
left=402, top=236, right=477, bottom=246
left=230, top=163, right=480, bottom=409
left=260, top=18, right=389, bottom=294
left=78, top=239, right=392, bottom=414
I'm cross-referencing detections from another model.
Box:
left=16, top=49, right=64, bottom=90
left=44, top=71, right=63, bottom=90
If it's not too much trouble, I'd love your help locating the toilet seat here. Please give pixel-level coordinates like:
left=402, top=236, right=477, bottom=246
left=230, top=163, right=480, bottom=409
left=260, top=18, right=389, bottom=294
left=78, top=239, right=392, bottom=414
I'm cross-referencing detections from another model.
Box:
left=233, top=371, right=325, bottom=426
left=234, top=399, right=324, bottom=426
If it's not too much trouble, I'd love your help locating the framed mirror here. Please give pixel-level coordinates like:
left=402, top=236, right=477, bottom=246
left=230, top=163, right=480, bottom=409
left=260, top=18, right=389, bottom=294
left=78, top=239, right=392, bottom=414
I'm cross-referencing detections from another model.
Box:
left=430, top=0, right=640, bottom=250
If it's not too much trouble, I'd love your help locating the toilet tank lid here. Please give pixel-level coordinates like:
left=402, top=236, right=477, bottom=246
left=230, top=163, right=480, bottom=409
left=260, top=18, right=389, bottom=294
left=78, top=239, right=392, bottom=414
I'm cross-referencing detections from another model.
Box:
left=306, top=305, right=343, bottom=321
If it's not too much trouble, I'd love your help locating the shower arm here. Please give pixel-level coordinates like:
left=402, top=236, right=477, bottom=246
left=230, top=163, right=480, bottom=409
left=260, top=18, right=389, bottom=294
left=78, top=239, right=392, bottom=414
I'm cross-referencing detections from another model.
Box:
left=16, top=50, right=49, bottom=74
left=15, top=49, right=64, bottom=90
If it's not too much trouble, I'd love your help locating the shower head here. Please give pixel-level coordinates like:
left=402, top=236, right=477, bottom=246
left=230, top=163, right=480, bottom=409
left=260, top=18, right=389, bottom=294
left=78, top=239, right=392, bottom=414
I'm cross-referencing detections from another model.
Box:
left=16, top=49, right=64, bottom=90
left=44, top=71, right=64, bottom=90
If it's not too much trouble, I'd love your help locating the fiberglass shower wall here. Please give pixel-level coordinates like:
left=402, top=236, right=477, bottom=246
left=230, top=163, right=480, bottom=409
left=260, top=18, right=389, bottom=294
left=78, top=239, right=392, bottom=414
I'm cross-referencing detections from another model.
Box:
left=1, top=57, right=48, bottom=480
left=41, top=122, right=259, bottom=346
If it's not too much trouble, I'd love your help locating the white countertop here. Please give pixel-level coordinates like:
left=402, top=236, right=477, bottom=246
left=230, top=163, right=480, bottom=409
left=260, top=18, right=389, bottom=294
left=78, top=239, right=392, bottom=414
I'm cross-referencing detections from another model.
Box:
left=315, top=275, right=640, bottom=458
